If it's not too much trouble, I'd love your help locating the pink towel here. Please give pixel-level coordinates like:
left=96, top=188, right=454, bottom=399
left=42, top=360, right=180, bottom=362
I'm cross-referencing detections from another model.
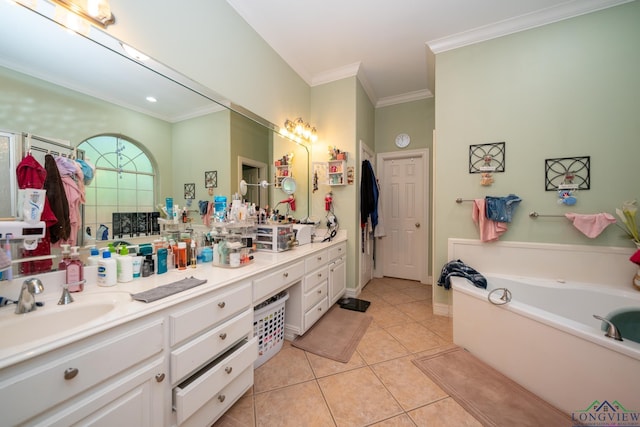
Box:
left=565, top=213, right=616, bottom=238
left=472, top=199, right=508, bottom=242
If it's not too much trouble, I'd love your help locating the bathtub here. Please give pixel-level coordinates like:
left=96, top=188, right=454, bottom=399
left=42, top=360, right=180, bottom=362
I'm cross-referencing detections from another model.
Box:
left=452, top=274, right=640, bottom=415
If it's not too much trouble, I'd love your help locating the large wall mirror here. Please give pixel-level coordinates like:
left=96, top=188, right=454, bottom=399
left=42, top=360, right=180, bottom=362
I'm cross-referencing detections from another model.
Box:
left=0, top=0, right=309, bottom=278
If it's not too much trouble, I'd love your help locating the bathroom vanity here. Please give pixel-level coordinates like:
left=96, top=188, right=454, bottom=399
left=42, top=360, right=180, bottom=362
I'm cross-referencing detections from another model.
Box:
left=0, top=234, right=347, bottom=426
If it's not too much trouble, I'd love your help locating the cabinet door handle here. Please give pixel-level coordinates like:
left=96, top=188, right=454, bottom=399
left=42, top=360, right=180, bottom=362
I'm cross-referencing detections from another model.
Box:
left=155, top=373, right=165, bottom=383
left=283, top=272, right=289, bottom=278
left=219, top=332, right=227, bottom=340
left=225, top=366, right=233, bottom=374
left=218, top=301, right=226, bottom=308
left=64, top=367, right=79, bottom=380
left=218, top=394, right=226, bottom=403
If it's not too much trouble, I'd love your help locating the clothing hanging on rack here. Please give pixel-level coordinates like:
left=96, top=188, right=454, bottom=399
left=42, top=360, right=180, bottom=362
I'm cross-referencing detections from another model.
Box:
left=15, top=153, right=58, bottom=273
left=44, top=154, right=71, bottom=244
left=56, top=156, right=85, bottom=246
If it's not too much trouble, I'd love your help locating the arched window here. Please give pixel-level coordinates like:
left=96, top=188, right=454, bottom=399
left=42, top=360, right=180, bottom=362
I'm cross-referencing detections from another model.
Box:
left=78, top=134, right=156, bottom=241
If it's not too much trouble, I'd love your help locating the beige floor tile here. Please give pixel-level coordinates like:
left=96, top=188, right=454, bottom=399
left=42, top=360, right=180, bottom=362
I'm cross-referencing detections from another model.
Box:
left=318, top=366, right=403, bottom=427
left=368, top=413, right=418, bottom=426
left=407, top=398, right=482, bottom=427
left=364, top=279, right=398, bottom=295
left=368, top=304, right=413, bottom=328
left=254, top=381, right=335, bottom=427
left=412, top=343, right=459, bottom=360
left=385, top=321, right=448, bottom=353
left=399, top=286, right=432, bottom=302
left=253, top=342, right=314, bottom=393
left=371, top=355, right=448, bottom=411
left=424, top=315, right=453, bottom=341
left=396, top=299, right=434, bottom=322
left=357, top=327, right=410, bottom=365
left=376, top=290, right=419, bottom=306
left=212, top=393, right=255, bottom=427
left=306, top=348, right=367, bottom=378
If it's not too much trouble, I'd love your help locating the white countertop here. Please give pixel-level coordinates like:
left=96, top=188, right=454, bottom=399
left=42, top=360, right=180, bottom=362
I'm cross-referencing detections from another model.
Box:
left=0, top=232, right=347, bottom=369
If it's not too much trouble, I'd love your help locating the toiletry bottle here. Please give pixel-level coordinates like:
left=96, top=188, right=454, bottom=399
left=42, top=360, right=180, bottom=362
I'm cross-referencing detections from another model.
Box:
left=116, top=245, right=133, bottom=283
left=67, top=246, right=84, bottom=292
left=97, top=251, right=117, bottom=286
left=157, top=248, right=168, bottom=274
left=177, top=241, right=187, bottom=270
left=58, top=244, right=71, bottom=272
left=86, top=246, right=100, bottom=266
left=190, top=240, right=197, bottom=268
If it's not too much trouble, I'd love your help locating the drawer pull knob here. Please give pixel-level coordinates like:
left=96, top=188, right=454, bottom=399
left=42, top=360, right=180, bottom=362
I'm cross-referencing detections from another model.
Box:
left=225, top=366, right=233, bottom=374
left=155, top=373, right=165, bottom=382
left=64, top=367, right=78, bottom=380
left=283, top=272, right=289, bottom=278
left=317, top=273, right=322, bottom=278
left=218, top=301, right=226, bottom=308
left=218, top=394, right=226, bottom=403
left=317, top=289, right=322, bottom=294
left=219, top=332, right=227, bottom=340
left=318, top=307, right=323, bottom=312
left=317, top=256, right=322, bottom=261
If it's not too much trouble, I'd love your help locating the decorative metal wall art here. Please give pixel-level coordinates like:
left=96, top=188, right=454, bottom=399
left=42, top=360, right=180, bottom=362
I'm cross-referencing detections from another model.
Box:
left=544, top=156, right=590, bottom=191
left=205, top=170, right=217, bottom=188
left=184, top=183, right=195, bottom=199
left=469, top=142, right=505, bottom=174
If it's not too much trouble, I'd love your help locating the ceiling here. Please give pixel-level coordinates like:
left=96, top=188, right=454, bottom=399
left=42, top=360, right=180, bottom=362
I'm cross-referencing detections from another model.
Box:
left=226, top=0, right=631, bottom=107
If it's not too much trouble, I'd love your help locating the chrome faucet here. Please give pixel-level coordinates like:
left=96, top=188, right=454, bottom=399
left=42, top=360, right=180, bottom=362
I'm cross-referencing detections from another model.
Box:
left=593, top=314, right=623, bottom=341
left=15, top=278, right=44, bottom=314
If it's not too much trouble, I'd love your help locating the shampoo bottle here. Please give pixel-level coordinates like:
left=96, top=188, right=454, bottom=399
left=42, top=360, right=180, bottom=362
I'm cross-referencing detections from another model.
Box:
left=67, top=246, right=84, bottom=292
left=97, top=251, right=117, bottom=286
left=116, top=245, right=133, bottom=283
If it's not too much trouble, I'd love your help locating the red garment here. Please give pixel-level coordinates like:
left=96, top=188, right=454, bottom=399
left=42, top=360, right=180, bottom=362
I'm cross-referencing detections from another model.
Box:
left=15, top=154, right=58, bottom=273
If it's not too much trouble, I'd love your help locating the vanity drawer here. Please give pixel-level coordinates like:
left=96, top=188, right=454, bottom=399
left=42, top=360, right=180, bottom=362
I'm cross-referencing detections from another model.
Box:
left=329, top=242, right=346, bottom=260
left=305, top=249, right=328, bottom=272
left=304, top=297, right=329, bottom=330
left=253, top=260, right=304, bottom=303
left=173, top=337, right=257, bottom=425
left=0, top=320, right=163, bottom=427
left=178, top=363, right=253, bottom=427
left=304, top=281, right=327, bottom=311
left=304, top=266, right=328, bottom=292
left=170, top=282, right=252, bottom=346
left=171, top=308, right=253, bottom=384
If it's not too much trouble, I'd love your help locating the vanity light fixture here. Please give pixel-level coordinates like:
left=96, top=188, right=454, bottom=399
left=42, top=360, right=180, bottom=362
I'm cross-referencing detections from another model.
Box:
left=281, top=117, right=318, bottom=143
left=50, top=0, right=115, bottom=29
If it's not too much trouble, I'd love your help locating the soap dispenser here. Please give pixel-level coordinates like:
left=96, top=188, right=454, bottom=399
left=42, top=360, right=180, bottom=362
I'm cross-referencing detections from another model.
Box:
left=67, top=246, right=84, bottom=292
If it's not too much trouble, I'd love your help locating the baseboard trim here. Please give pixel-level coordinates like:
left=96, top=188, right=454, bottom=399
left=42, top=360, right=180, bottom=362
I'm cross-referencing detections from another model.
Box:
left=433, top=302, right=452, bottom=317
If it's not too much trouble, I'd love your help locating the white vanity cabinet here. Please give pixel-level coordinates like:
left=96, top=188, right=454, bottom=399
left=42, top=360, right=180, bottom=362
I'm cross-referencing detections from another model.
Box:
left=168, top=280, right=256, bottom=426
left=0, top=318, right=166, bottom=426
left=328, top=242, right=347, bottom=305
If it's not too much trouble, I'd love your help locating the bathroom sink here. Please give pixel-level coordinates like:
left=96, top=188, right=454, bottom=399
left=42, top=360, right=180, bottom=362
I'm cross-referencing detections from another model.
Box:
left=0, top=292, right=133, bottom=348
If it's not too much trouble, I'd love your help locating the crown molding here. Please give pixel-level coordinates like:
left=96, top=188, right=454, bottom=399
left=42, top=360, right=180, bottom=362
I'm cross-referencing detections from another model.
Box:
left=310, top=62, right=361, bottom=87
left=427, top=0, right=633, bottom=54
left=376, top=89, right=433, bottom=108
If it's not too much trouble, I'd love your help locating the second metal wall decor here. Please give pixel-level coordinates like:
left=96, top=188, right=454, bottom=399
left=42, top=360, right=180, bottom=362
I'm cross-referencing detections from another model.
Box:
left=544, top=156, right=590, bottom=191
left=469, top=142, right=505, bottom=173
left=205, top=170, right=217, bottom=188
left=184, top=183, right=195, bottom=199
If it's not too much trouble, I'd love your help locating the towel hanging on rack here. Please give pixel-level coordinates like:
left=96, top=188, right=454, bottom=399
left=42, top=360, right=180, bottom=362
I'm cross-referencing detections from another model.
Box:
left=565, top=213, right=616, bottom=238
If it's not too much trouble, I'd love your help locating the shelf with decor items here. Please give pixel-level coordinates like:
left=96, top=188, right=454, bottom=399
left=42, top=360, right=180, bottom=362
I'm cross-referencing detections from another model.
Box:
left=274, top=154, right=293, bottom=189
left=327, top=159, right=346, bottom=186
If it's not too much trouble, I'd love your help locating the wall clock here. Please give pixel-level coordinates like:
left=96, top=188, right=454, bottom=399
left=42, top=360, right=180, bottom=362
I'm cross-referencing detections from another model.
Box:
left=395, top=133, right=410, bottom=148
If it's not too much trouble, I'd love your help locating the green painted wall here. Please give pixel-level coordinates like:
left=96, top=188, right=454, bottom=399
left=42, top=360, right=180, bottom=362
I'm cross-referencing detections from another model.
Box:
left=171, top=110, right=231, bottom=209
left=433, top=2, right=640, bottom=304
left=375, top=98, right=434, bottom=153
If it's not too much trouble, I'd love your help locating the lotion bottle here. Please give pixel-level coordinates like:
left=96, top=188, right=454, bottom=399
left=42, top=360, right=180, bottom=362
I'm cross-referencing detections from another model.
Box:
left=67, top=246, right=84, bottom=292
left=86, top=246, right=100, bottom=266
left=116, top=245, right=133, bottom=283
left=97, top=250, right=117, bottom=286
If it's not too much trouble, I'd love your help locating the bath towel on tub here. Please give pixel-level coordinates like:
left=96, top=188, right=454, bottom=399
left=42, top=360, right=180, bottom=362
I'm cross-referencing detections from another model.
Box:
left=437, top=260, right=487, bottom=290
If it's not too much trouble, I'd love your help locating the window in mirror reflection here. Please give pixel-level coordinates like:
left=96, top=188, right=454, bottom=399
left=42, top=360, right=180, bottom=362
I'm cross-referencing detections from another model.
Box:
left=78, top=134, right=156, bottom=242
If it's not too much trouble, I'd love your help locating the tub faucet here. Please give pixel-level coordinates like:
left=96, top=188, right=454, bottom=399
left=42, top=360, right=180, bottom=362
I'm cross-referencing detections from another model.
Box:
left=593, top=315, right=623, bottom=341
left=15, top=278, right=44, bottom=314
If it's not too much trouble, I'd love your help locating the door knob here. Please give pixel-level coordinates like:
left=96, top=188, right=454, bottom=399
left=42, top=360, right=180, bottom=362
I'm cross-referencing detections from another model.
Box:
left=415, top=222, right=421, bottom=228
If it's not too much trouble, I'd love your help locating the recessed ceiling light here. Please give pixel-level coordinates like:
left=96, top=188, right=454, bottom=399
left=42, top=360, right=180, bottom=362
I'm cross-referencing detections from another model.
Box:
left=146, top=96, right=157, bottom=103
left=120, top=43, right=149, bottom=61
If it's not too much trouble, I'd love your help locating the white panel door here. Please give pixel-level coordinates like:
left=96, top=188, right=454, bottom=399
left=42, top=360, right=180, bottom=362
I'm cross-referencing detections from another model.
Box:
left=381, top=155, right=426, bottom=281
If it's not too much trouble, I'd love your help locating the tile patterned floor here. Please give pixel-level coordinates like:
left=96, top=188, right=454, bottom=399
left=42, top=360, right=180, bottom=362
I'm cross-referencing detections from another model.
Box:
left=213, top=277, right=482, bottom=427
